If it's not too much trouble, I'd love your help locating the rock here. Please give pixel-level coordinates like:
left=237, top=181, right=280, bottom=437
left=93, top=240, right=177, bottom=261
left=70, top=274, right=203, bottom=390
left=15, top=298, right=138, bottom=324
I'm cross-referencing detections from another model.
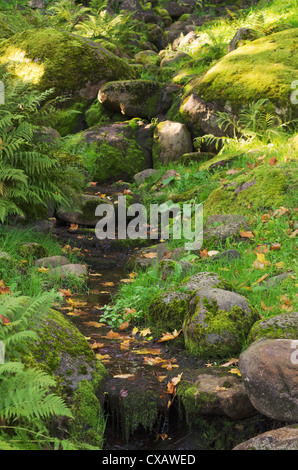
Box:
left=203, top=214, right=250, bottom=243
left=0, top=28, right=136, bottom=99
left=50, top=264, right=88, bottom=279
left=17, top=242, right=48, bottom=260
left=134, top=50, right=161, bottom=67
left=35, top=256, right=70, bottom=269
left=172, top=31, right=197, bottom=50
left=159, top=258, right=194, bottom=279
left=160, top=51, right=190, bottom=68
left=158, top=169, right=180, bottom=187
left=183, top=288, right=259, bottom=358
left=25, top=219, right=56, bottom=234
left=98, top=80, right=164, bottom=119
left=27, top=0, right=45, bottom=8
left=208, top=249, right=242, bottom=263
left=261, top=271, right=296, bottom=289
left=233, top=425, right=298, bottom=450
left=133, top=169, right=157, bottom=183
left=153, top=120, right=193, bottom=164
left=34, top=127, right=61, bottom=143
left=57, top=194, right=114, bottom=227
left=165, top=2, right=185, bottom=19
left=239, top=339, right=298, bottom=421
left=148, top=291, right=190, bottom=333
left=180, top=93, right=225, bottom=138
left=178, top=372, right=256, bottom=420
left=228, top=28, right=263, bottom=52
left=80, top=121, right=153, bottom=183
left=128, top=243, right=169, bottom=269
left=180, top=272, right=234, bottom=292
left=247, top=312, right=298, bottom=345
left=24, top=307, right=107, bottom=447
left=189, top=28, right=298, bottom=123
left=204, top=165, right=291, bottom=216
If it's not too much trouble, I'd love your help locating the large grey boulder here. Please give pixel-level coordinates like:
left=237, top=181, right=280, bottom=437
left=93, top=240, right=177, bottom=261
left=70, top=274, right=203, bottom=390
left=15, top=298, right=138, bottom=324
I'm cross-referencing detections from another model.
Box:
left=239, top=339, right=298, bottom=422
left=183, top=287, right=259, bottom=358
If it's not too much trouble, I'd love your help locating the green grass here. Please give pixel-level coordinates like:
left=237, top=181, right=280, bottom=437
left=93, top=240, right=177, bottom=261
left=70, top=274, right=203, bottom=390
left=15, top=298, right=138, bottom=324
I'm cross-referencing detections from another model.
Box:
left=0, top=227, right=84, bottom=296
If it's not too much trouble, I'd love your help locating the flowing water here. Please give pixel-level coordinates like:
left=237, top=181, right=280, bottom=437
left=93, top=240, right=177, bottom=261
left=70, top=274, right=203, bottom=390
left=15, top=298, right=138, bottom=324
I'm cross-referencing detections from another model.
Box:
left=54, top=184, right=196, bottom=450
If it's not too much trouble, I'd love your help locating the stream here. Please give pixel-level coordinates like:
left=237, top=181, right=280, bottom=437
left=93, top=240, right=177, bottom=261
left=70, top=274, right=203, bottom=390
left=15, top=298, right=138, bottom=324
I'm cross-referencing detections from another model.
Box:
left=54, top=183, right=198, bottom=451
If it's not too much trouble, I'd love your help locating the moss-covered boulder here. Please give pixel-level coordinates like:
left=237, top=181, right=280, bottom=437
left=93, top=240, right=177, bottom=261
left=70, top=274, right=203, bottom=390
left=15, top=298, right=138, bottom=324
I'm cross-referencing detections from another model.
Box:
left=17, top=242, right=48, bottom=260
left=148, top=291, right=190, bottom=334
left=180, top=272, right=234, bottom=292
left=204, top=165, right=290, bottom=216
left=80, top=121, right=153, bottom=183
left=191, top=28, right=298, bottom=117
left=0, top=28, right=137, bottom=99
left=177, top=370, right=256, bottom=421
left=57, top=194, right=114, bottom=227
left=24, top=308, right=107, bottom=447
left=247, top=312, right=298, bottom=345
left=183, top=288, right=259, bottom=358
left=98, top=80, right=164, bottom=119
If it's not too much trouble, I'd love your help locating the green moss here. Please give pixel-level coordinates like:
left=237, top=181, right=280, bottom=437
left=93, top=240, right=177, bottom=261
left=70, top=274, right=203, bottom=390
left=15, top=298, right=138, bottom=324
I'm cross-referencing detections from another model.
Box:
left=193, top=28, right=298, bottom=114
left=177, top=381, right=217, bottom=427
left=70, top=362, right=107, bottom=448
left=184, top=295, right=258, bottom=358
left=85, top=100, right=115, bottom=128
left=247, top=313, right=298, bottom=345
left=54, top=101, right=87, bottom=137
left=114, top=390, right=159, bottom=443
left=0, top=28, right=136, bottom=97
left=81, top=124, right=150, bottom=183
left=17, top=242, right=48, bottom=261
left=204, top=165, right=289, bottom=216
left=148, top=291, right=189, bottom=335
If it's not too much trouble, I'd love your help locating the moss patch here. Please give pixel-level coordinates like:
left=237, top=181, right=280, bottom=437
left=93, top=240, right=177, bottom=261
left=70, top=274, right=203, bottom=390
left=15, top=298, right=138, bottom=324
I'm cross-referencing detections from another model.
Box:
left=192, top=28, right=298, bottom=115
left=204, top=165, right=289, bottom=216
left=0, top=28, right=137, bottom=97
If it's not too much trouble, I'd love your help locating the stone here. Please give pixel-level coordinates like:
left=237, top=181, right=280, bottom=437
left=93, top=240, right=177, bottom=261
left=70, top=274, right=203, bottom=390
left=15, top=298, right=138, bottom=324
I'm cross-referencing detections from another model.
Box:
left=160, top=51, right=190, bottom=68
left=204, top=165, right=290, bottom=216
left=57, top=194, right=114, bottom=227
left=239, top=339, right=298, bottom=422
left=148, top=291, right=190, bottom=333
left=50, top=264, right=88, bottom=279
left=165, top=1, right=185, bottom=19
left=190, top=28, right=298, bottom=121
left=98, top=80, right=164, bottom=119
left=247, top=312, right=298, bottom=344
left=80, top=121, right=153, bottom=183
left=180, top=93, right=225, bottom=138
left=133, top=169, right=157, bottom=183
left=183, top=287, right=259, bottom=358
left=228, top=28, right=263, bottom=53
left=128, top=243, right=169, bottom=269
left=17, top=242, right=48, bottom=260
left=180, top=272, right=233, bottom=292
left=208, top=249, right=242, bottom=263
left=0, top=28, right=136, bottom=99
left=159, top=258, right=194, bottom=279
left=154, top=120, right=193, bottom=164
left=178, top=372, right=256, bottom=420
left=262, top=271, right=295, bottom=289
left=203, top=214, right=250, bottom=243
left=27, top=0, right=45, bottom=8
left=233, top=425, right=298, bottom=450
left=35, top=256, right=70, bottom=269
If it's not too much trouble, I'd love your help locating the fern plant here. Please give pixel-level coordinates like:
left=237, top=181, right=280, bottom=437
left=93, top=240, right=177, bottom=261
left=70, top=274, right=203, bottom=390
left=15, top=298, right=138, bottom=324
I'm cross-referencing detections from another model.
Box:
left=0, top=74, right=81, bottom=222
left=0, top=292, right=74, bottom=449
